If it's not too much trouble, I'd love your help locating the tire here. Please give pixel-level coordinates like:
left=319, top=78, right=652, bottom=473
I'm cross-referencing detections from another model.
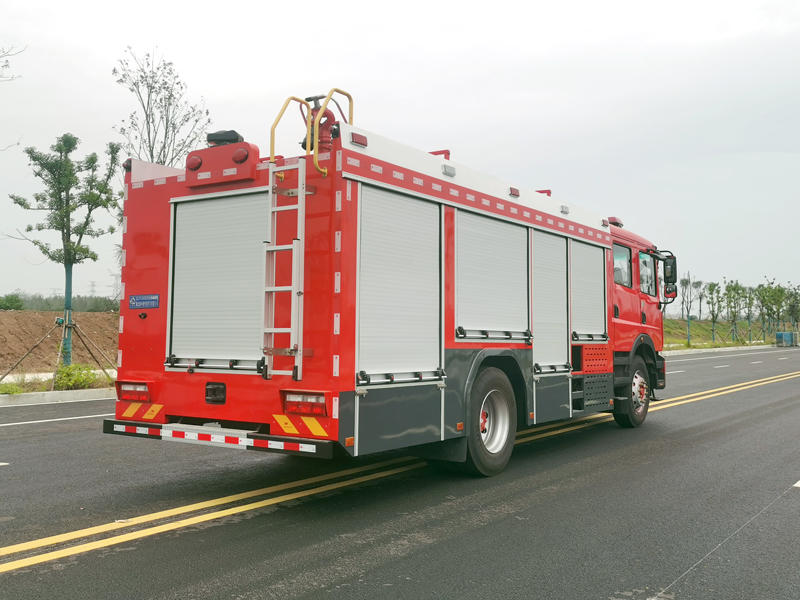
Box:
left=463, top=367, right=517, bottom=476
left=614, top=356, right=650, bottom=428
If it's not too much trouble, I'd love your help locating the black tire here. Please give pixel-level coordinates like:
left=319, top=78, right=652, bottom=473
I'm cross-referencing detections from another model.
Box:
left=614, top=356, right=650, bottom=428
left=463, top=367, right=517, bottom=476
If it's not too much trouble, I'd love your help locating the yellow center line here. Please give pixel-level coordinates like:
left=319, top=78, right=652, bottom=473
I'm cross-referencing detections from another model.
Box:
left=514, top=371, right=800, bottom=439
left=0, top=456, right=416, bottom=559
left=0, top=462, right=427, bottom=574
left=651, top=373, right=800, bottom=413
left=515, top=371, right=800, bottom=445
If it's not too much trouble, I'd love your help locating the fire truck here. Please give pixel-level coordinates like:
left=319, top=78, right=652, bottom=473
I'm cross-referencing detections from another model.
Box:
left=104, top=89, right=678, bottom=476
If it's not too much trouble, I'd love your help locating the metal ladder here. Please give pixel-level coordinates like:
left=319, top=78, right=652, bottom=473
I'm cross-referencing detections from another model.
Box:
left=263, top=159, right=310, bottom=380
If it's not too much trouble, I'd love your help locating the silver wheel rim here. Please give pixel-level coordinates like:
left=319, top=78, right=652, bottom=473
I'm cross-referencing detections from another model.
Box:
left=479, top=389, right=510, bottom=454
left=631, top=370, right=648, bottom=415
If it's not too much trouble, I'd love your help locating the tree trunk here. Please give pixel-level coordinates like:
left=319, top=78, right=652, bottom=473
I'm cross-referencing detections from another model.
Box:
left=63, top=262, right=73, bottom=366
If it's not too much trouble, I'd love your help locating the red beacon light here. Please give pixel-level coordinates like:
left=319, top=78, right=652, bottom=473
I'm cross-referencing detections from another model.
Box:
left=186, top=155, right=202, bottom=171
left=232, top=148, right=249, bottom=164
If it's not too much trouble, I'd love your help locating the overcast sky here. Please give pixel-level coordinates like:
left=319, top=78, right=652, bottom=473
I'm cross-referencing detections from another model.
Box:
left=1, top=0, right=799, bottom=297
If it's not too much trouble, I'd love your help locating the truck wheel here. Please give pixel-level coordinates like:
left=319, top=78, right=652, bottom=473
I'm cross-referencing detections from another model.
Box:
left=614, top=356, right=650, bottom=428
left=463, top=367, right=517, bottom=476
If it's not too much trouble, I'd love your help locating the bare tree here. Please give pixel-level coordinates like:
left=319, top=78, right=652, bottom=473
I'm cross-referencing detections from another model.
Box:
left=1, top=45, right=24, bottom=83
left=113, top=47, right=211, bottom=167
left=1, top=45, right=25, bottom=152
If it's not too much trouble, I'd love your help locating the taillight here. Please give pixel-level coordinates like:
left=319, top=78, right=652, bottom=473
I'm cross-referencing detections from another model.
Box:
left=284, top=393, right=326, bottom=416
left=117, top=382, right=150, bottom=402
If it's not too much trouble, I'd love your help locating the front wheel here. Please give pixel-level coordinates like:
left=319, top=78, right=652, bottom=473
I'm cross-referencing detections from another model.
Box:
left=463, top=367, right=517, bottom=476
left=614, top=356, right=650, bottom=428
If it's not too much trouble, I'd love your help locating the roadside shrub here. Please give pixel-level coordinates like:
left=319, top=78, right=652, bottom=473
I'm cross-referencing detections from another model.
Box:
left=53, top=364, right=106, bottom=391
left=0, top=293, right=25, bottom=311
left=0, top=382, right=25, bottom=395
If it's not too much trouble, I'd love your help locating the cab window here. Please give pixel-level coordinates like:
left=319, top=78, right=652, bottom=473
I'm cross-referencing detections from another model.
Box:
left=639, top=252, right=657, bottom=296
left=613, top=244, right=631, bottom=287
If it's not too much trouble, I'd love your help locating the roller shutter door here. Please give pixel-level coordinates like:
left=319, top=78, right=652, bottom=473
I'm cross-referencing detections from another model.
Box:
left=358, top=186, right=440, bottom=375
left=532, top=230, right=568, bottom=367
left=456, top=210, right=528, bottom=332
left=170, top=191, right=271, bottom=360
left=570, top=241, right=606, bottom=337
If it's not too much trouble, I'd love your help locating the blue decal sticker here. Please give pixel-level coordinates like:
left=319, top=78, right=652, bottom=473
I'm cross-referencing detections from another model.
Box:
left=129, top=294, right=160, bottom=309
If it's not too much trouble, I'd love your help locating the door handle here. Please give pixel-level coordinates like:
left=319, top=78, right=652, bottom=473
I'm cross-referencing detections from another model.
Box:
left=641, top=311, right=646, bottom=325
left=614, top=304, right=619, bottom=318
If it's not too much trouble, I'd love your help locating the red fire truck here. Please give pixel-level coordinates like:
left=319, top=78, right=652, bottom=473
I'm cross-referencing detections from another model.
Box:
left=104, top=89, right=678, bottom=476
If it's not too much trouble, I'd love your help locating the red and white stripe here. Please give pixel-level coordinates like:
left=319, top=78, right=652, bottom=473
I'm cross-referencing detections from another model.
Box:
left=112, top=424, right=317, bottom=453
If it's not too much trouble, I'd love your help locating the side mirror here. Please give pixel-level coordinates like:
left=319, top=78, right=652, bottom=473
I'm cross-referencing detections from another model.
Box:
left=664, top=283, right=677, bottom=299
left=663, top=257, right=677, bottom=284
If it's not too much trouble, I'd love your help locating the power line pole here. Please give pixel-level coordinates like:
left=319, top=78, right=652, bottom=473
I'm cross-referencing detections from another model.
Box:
left=89, top=281, right=97, bottom=296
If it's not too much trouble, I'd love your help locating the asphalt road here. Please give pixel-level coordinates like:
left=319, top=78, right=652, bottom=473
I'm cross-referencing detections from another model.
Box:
left=1, top=346, right=799, bottom=599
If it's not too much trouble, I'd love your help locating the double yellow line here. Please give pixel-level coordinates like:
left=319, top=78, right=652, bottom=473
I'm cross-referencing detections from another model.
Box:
left=0, top=458, right=426, bottom=574
left=514, top=369, right=800, bottom=445
left=2, top=370, right=798, bottom=574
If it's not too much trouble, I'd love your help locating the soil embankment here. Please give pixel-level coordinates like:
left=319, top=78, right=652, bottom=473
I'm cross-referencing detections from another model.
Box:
left=0, top=311, right=119, bottom=373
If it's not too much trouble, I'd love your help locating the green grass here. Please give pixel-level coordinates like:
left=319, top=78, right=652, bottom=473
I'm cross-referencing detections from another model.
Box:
left=0, top=364, right=114, bottom=395
left=664, top=318, right=773, bottom=349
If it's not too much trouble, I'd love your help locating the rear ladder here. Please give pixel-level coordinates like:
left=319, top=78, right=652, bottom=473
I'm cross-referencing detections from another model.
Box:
left=262, top=159, right=310, bottom=380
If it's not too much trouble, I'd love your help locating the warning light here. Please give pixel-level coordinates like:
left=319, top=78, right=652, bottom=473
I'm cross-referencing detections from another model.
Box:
left=187, top=156, right=202, bottom=171
left=232, top=148, right=249, bottom=164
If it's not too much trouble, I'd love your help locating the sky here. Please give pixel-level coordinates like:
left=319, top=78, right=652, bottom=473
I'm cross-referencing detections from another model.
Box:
left=1, top=0, right=799, bottom=297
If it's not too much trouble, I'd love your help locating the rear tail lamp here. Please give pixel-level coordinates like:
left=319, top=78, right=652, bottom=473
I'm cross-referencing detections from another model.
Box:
left=284, top=393, right=326, bottom=416
left=117, top=382, right=150, bottom=402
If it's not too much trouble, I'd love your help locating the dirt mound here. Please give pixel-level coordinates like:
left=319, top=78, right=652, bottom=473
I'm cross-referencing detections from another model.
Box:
left=0, top=311, right=119, bottom=374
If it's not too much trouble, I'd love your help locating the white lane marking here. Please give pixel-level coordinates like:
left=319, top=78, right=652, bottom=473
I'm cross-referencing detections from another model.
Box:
left=669, top=350, right=796, bottom=363
left=0, top=397, right=115, bottom=409
left=751, top=361, right=763, bottom=364
left=779, top=357, right=788, bottom=360
left=0, top=414, right=113, bottom=427
left=713, top=365, right=730, bottom=369
left=794, top=480, right=800, bottom=488
left=0, top=463, right=9, bottom=466
left=666, top=370, right=685, bottom=374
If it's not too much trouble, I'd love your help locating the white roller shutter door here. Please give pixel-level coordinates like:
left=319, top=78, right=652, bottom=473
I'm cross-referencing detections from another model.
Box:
left=358, top=186, right=440, bottom=374
left=170, top=192, right=271, bottom=360
left=570, top=241, right=606, bottom=337
left=456, top=210, right=528, bottom=332
left=532, top=230, right=568, bottom=367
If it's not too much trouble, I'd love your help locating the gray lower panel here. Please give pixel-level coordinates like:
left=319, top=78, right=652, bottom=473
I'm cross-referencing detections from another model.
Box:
left=535, top=375, right=570, bottom=423
left=338, top=391, right=356, bottom=457
left=443, top=347, right=534, bottom=438
left=584, top=373, right=614, bottom=412
left=357, top=384, right=441, bottom=455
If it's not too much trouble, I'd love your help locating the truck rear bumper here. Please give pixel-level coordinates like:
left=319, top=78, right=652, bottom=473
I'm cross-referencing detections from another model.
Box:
left=103, top=419, right=334, bottom=459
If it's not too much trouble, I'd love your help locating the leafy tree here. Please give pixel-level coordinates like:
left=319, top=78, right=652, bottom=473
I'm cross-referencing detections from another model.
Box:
left=706, top=282, right=723, bottom=342
left=697, top=283, right=706, bottom=321
left=723, top=278, right=747, bottom=342
left=8, top=134, right=121, bottom=365
left=113, top=47, right=211, bottom=167
left=0, top=293, right=25, bottom=310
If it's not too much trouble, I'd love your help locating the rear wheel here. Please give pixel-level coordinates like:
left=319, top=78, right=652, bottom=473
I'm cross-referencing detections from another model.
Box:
left=463, top=367, right=517, bottom=476
left=614, top=356, right=650, bottom=428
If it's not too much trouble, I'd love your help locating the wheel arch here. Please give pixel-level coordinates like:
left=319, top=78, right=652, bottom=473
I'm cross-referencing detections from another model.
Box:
left=462, top=350, right=529, bottom=433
